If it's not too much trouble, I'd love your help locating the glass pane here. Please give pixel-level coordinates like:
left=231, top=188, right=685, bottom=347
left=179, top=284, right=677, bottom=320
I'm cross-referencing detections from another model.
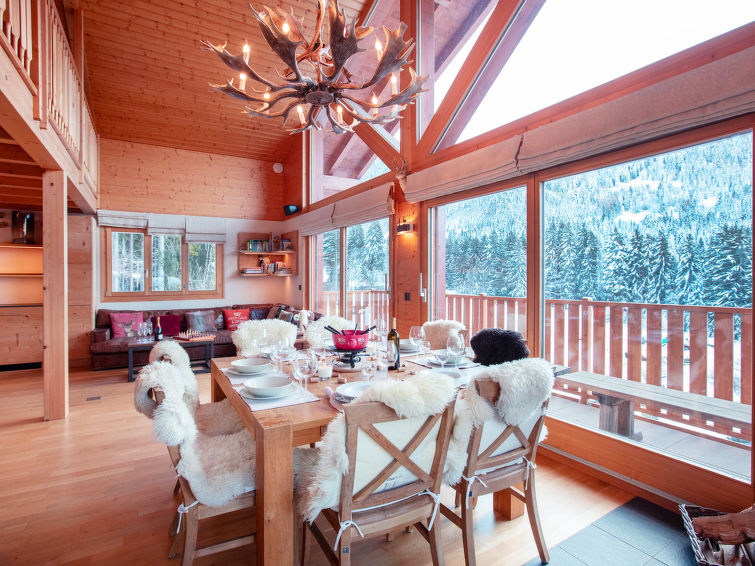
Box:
left=111, top=231, right=144, bottom=292
left=441, top=0, right=755, bottom=149
left=311, top=230, right=341, bottom=316
left=543, top=131, right=753, bottom=481
left=430, top=187, right=527, bottom=338
left=311, top=129, right=391, bottom=204
left=346, top=219, right=389, bottom=326
left=151, top=235, right=182, bottom=292
left=188, top=243, right=216, bottom=291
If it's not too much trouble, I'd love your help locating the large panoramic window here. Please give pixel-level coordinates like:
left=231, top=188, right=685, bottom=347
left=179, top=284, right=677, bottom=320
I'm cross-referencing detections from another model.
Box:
left=311, top=229, right=341, bottom=316
left=543, top=131, right=753, bottom=481
left=103, top=228, right=222, bottom=300
left=429, top=186, right=527, bottom=336
left=438, top=0, right=755, bottom=149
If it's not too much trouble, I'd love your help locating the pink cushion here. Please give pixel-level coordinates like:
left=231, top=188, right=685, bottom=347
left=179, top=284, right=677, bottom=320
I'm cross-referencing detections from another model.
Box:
left=110, top=312, right=143, bottom=338
left=223, top=309, right=249, bottom=331
left=151, top=314, right=181, bottom=337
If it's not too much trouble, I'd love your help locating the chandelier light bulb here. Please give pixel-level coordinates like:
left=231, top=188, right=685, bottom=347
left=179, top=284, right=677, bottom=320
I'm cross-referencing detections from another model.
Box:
left=296, top=104, right=305, bottom=124
left=263, top=91, right=271, bottom=100
left=391, top=72, right=398, bottom=95
left=375, top=38, right=383, bottom=60
left=282, top=22, right=290, bottom=34
left=242, top=42, right=250, bottom=64
left=239, top=72, right=247, bottom=91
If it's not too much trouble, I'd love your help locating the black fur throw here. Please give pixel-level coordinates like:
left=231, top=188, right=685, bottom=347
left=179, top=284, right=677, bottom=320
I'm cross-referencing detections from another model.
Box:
left=470, top=328, right=529, bottom=366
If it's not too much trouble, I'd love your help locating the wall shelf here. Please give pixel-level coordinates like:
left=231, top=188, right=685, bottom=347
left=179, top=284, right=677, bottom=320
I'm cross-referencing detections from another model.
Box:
left=237, top=230, right=297, bottom=277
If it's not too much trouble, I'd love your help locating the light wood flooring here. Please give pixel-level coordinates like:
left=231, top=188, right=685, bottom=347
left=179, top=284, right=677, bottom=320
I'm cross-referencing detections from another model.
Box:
left=0, top=367, right=633, bottom=565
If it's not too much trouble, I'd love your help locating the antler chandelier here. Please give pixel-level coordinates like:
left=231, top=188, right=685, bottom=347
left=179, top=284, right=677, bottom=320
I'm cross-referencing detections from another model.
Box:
left=202, top=0, right=427, bottom=134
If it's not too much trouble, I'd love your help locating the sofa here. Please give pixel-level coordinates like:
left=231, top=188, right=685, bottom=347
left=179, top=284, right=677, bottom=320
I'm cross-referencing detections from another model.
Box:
left=91, top=303, right=297, bottom=370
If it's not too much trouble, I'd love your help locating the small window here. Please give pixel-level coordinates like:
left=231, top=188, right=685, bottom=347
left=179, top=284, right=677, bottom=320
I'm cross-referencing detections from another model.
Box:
left=103, top=228, right=223, bottom=300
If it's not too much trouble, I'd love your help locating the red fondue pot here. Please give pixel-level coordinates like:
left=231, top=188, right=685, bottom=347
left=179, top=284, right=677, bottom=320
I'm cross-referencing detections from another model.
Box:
left=333, top=330, right=368, bottom=351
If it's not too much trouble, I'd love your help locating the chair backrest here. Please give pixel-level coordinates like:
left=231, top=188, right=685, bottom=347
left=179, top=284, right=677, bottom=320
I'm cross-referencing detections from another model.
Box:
left=305, top=316, right=354, bottom=348
left=232, top=318, right=298, bottom=355
left=339, top=398, right=455, bottom=519
left=422, top=319, right=466, bottom=350
left=465, top=378, right=548, bottom=477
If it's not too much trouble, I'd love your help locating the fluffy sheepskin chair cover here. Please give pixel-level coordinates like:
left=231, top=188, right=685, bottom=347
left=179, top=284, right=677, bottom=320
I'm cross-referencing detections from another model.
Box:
left=146, top=362, right=256, bottom=507
left=304, top=316, right=354, bottom=348
left=422, top=319, right=467, bottom=350
left=136, top=346, right=244, bottom=436
left=294, top=371, right=463, bottom=523
left=232, top=319, right=298, bottom=355
left=444, top=358, right=554, bottom=483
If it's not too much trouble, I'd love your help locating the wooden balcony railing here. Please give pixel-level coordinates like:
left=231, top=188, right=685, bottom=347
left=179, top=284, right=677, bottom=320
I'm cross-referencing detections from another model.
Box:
left=44, top=0, right=81, bottom=164
left=82, top=98, right=98, bottom=190
left=320, top=289, right=390, bottom=326
left=442, top=293, right=752, bottom=443
left=0, top=0, right=35, bottom=93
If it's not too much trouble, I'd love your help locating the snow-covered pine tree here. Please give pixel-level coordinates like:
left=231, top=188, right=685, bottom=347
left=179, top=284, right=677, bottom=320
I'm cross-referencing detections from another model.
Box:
left=602, top=226, right=629, bottom=302
left=647, top=230, right=676, bottom=304
left=626, top=228, right=649, bottom=303
left=675, top=233, right=704, bottom=306
left=362, top=220, right=387, bottom=289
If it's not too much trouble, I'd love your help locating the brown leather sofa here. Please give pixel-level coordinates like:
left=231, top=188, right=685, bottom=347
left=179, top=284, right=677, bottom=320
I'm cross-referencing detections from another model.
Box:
left=91, top=303, right=284, bottom=370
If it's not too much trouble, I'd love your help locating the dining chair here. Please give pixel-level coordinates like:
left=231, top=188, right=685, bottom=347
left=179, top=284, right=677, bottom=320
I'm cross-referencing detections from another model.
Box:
left=304, top=315, right=354, bottom=348
left=232, top=318, right=298, bottom=355
left=296, top=372, right=459, bottom=566
left=422, top=319, right=467, bottom=350
left=440, top=358, right=554, bottom=566
left=141, top=363, right=257, bottom=565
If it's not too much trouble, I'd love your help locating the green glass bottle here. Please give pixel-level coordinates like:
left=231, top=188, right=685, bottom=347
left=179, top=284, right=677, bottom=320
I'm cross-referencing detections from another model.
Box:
left=387, top=317, right=400, bottom=370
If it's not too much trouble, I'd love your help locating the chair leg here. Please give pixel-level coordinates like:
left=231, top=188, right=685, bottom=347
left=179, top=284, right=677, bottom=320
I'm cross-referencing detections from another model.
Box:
left=338, top=529, right=352, bottom=566
left=427, top=520, right=446, bottom=566
left=168, top=516, right=184, bottom=559
left=525, top=474, right=549, bottom=564
left=173, top=478, right=181, bottom=495
left=169, top=511, right=179, bottom=537
left=461, top=500, right=476, bottom=566
left=181, top=507, right=199, bottom=566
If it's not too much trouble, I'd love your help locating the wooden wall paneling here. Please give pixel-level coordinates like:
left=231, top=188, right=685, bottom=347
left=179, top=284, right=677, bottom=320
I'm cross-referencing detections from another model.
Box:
left=0, top=306, right=43, bottom=364
left=282, top=133, right=304, bottom=213
left=67, top=214, right=93, bottom=369
left=526, top=174, right=541, bottom=358
left=99, top=139, right=285, bottom=220
left=394, top=199, right=420, bottom=335
left=42, top=169, right=68, bottom=420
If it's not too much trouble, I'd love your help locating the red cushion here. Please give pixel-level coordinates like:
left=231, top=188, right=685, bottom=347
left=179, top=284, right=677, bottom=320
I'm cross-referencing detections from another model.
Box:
left=223, top=309, right=250, bottom=331
left=110, top=312, right=143, bottom=338
left=151, top=314, right=181, bottom=337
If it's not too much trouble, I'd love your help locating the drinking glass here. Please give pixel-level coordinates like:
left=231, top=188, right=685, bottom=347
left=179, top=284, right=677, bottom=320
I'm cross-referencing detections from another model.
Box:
left=418, top=339, right=431, bottom=358
left=447, top=333, right=466, bottom=369
left=277, top=340, right=298, bottom=371
left=360, top=360, right=376, bottom=381
left=409, top=326, right=425, bottom=348
left=145, top=320, right=153, bottom=338
left=293, top=350, right=317, bottom=391
left=375, top=319, right=388, bottom=342
left=433, top=348, right=449, bottom=369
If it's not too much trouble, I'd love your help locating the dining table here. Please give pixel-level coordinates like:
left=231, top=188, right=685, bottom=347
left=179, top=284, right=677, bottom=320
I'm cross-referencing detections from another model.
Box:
left=210, top=350, right=518, bottom=566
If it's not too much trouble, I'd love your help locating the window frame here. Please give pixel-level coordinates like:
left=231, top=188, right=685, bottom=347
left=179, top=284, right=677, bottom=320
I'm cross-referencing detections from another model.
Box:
left=101, top=227, right=224, bottom=301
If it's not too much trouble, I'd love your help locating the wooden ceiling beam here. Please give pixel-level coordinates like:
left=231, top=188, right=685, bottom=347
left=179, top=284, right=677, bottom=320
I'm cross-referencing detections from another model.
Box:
left=416, top=0, right=538, bottom=156
left=0, top=142, right=37, bottom=165
left=0, top=187, right=43, bottom=198
left=0, top=175, right=43, bottom=187
left=0, top=163, right=45, bottom=178
left=354, top=123, right=401, bottom=170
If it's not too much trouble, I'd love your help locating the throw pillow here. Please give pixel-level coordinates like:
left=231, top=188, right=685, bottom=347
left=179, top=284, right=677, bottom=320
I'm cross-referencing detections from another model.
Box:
left=110, top=312, right=143, bottom=338
left=151, top=314, right=181, bottom=337
left=185, top=310, right=218, bottom=332
left=277, top=309, right=294, bottom=323
left=266, top=304, right=284, bottom=319
left=223, top=308, right=250, bottom=331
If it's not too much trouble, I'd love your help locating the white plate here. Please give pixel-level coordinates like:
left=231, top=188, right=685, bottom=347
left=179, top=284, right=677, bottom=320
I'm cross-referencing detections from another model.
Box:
left=430, top=367, right=462, bottom=379
left=399, top=343, right=418, bottom=353
left=231, top=357, right=272, bottom=374
left=335, top=381, right=371, bottom=401
left=333, top=361, right=363, bottom=373
left=240, top=375, right=295, bottom=398
left=239, top=386, right=293, bottom=401
left=427, top=357, right=472, bottom=368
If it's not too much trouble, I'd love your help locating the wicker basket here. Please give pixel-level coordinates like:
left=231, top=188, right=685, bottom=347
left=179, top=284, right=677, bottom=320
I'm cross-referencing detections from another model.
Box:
left=680, top=504, right=755, bottom=566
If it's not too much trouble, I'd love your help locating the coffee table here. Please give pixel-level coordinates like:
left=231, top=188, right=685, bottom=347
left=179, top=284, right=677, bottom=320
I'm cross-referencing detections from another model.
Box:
left=127, top=338, right=215, bottom=381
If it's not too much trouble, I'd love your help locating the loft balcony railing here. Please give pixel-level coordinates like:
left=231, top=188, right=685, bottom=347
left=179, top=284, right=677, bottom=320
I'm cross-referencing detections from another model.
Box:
left=320, top=289, right=390, bottom=326
left=0, top=0, right=99, bottom=194
left=442, top=292, right=751, bottom=444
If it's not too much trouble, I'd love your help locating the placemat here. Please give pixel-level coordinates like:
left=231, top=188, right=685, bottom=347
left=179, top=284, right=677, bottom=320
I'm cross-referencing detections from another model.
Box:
left=239, top=386, right=320, bottom=412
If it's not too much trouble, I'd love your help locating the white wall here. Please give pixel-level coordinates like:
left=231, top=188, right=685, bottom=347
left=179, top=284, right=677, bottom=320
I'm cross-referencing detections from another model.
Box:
left=98, top=217, right=305, bottom=311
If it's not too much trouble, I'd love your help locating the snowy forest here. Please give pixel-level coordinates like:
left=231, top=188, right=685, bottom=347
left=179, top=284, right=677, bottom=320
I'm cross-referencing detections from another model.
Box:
left=443, top=132, right=753, bottom=308
left=321, top=218, right=389, bottom=292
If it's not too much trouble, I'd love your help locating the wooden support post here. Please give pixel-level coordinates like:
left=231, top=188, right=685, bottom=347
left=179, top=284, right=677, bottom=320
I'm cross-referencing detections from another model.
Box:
left=43, top=170, right=68, bottom=420
left=493, top=484, right=525, bottom=520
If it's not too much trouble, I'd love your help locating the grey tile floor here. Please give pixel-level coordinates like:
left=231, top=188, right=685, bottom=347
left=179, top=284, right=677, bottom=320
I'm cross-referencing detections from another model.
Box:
left=522, top=498, right=698, bottom=566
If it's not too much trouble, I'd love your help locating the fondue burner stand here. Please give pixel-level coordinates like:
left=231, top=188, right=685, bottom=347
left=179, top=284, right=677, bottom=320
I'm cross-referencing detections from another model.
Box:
left=337, top=347, right=366, bottom=368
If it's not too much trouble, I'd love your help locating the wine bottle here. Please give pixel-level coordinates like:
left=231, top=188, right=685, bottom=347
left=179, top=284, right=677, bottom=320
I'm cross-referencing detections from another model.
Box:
left=155, top=316, right=163, bottom=341
left=387, top=318, right=400, bottom=370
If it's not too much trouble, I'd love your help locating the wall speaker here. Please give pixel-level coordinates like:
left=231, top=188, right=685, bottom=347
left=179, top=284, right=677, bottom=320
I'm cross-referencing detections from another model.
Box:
left=283, top=204, right=299, bottom=216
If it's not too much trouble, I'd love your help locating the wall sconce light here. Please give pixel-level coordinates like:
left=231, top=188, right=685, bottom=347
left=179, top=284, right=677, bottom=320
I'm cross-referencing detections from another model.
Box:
left=396, top=221, right=414, bottom=234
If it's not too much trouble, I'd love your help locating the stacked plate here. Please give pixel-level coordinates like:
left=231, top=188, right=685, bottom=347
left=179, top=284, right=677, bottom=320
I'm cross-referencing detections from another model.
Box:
left=228, top=357, right=271, bottom=376
left=333, top=381, right=370, bottom=404
left=399, top=342, right=418, bottom=353
left=428, top=350, right=472, bottom=367
left=239, top=375, right=295, bottom=400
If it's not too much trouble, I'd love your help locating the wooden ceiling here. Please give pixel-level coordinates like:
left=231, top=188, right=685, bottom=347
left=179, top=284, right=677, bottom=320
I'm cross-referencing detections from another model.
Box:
left=77, top=0, right=372, bottom=162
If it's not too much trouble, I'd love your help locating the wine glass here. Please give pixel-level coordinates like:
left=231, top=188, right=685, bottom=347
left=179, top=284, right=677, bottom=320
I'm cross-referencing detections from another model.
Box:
left=447, top=332, right=466, bottom=369
left=409, top=326, right=425, bottom=348
left=145, top=320, right=153, bottom=339
left=418, top=339, right=431, bottom=359
left=375, top=319, right=388, bottom=342
left=360, top=359, right=376, bottom=381
left=432, top=348, right=449, bottom=369
left=277, top=340, right=297, bottom=370
left=293, top=350, right=317, bottom=391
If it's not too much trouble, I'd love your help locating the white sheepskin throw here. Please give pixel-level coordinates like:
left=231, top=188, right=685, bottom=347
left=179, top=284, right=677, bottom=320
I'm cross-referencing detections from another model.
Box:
left=232, top=319, right=298, bottom=355
left=176, top=429, right=256, bottom=507
left=423, top=319, right=466, bottom=350
left=149, top=339, right=190, bottom=369
left=305, top=316, right=354, bottom=348
left=295, top=372, right=460, bottom=523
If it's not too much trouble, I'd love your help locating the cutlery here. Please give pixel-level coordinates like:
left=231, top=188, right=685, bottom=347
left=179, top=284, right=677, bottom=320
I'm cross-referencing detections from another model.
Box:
left=324, top=325, right=342, bottom=335
left=359, top=325, right=376, bottom=335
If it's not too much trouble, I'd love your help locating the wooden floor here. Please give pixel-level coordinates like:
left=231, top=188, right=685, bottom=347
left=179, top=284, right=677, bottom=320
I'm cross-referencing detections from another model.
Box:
left=0, top=367, right=633, bottom=566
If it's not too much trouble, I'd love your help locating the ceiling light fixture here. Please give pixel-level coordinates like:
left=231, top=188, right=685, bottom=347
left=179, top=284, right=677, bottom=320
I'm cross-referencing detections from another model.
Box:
left=202, top=0, right=427, bottom=134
